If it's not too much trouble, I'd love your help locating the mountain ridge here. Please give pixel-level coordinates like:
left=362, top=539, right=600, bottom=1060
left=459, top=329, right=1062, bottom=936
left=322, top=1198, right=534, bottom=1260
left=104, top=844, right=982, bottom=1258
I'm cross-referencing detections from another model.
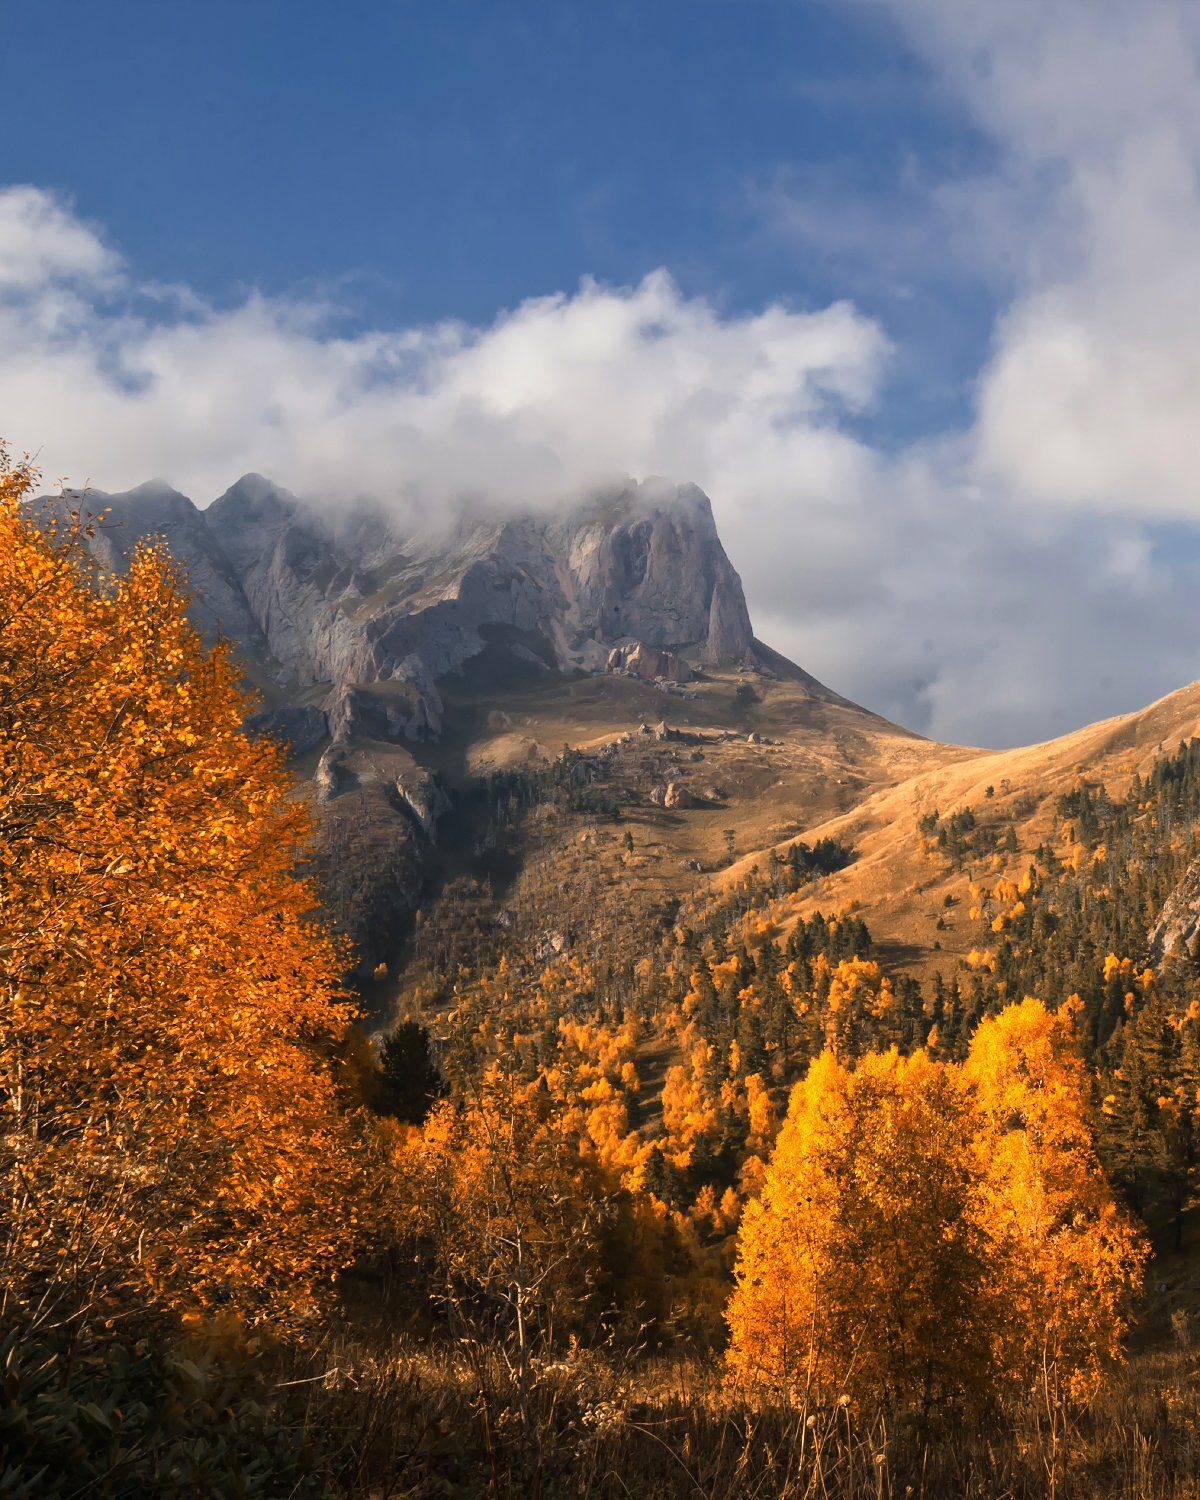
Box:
left=39, top=471, right=942, bottom=973
left=48, top=473, right=786, bottom=742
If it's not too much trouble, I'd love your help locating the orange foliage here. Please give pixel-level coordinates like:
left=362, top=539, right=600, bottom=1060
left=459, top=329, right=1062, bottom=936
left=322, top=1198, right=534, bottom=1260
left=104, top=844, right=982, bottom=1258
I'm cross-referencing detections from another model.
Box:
left=726, top=1000, right=1144, bottom=1412
left=0, top=457, right=371, bottom=1322
left=727, top=1048, right=993, bottom=1410
left=964, top=999, right=1147, bottom=1402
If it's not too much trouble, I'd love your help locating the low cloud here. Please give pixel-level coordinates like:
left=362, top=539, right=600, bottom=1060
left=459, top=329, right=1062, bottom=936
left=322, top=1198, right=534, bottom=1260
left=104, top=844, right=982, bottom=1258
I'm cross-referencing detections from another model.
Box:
left=7, top=0, right=1200, bottom=770
left=0, top=187, right=886, bottom=514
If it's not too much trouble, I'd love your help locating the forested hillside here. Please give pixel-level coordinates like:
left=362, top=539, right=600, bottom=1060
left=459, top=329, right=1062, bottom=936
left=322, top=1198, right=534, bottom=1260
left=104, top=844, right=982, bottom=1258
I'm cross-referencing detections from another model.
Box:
left=6, top=452, right=1200, bottom=1498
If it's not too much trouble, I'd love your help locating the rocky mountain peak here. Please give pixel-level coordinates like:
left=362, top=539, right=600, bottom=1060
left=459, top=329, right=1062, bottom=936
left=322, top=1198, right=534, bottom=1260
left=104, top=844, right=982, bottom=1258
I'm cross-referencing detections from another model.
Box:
left=209, top=472, right=298, bottom=527
left=43, top=473, right=767, bottom=746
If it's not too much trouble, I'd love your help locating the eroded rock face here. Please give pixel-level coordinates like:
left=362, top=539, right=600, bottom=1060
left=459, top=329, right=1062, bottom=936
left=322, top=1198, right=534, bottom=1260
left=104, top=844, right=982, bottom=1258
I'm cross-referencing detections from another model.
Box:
left=34, top=473, right=774, bottom=972
left=314, top=746, right=351, bottom=803
left=605, top=641, right=694, bottom=683
left=323, top=685, right=440, bottom=745
left=48, top=480, right=268, bottom=652
left=394, top=770, right=450, bottom=839
left=1148, top=856, right=1200, bottom=961
left=51, top=476, right=756, bottom=748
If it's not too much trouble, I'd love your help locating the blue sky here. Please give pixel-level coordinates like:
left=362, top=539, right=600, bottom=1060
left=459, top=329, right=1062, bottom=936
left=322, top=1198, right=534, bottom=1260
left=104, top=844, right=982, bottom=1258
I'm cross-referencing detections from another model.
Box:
left=4, top=1, right=1200, bottom=748
left=3, top=0, right=992, bottom=442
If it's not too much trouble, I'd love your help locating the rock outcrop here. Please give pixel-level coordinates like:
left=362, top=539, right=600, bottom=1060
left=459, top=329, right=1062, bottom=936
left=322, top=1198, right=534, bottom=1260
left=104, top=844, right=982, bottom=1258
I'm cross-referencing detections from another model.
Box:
left=47, top=474, right=758, bottom=751
left=605, top=641, right=694, bottom=683
left=1148, top=856, right=1200, bottom=961
left=314, top=746, right=351, bottom=803
left=663, top=781, right=696, bottom=810
left=650, top=779, right=696, bottom=810
left=394, top=770, right=450, bottom=839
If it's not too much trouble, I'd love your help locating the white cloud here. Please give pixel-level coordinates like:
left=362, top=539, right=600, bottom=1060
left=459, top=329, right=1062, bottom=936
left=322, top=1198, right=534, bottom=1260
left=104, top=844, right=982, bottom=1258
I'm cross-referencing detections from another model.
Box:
left=8, top=0, right=1200, bottom=763
left=737, top=0, right=1200, bottom=743
left=0, top=185, right=119, bottom=294
left=0, top=189, right=888, bottom=514
left=858, top=0, right=1200, bottom=518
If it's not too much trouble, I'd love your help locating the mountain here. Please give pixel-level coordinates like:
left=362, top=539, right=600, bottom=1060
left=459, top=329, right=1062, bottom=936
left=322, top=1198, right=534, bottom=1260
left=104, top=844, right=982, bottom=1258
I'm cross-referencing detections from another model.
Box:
left=51, top=472, right=942, bottom=967
left=24, top=458, right=1200, bottom=1491
left=753, top=676, right=1200, bottom=984
left=59, top=473, right=764, bottom=747
left=55, top=464, right=1200, bottom=983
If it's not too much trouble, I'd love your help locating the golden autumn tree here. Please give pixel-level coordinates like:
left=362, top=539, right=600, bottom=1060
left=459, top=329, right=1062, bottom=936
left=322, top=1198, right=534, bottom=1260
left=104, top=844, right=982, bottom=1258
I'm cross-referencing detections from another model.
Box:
left=0, top=451, right=373, bottom=1325
left=396, top=1067, right=608, bottom=1351
left=726, top=1047, right=994, bottom=1412
left=965, top=998, right=1146, bottom=1403
left=727, top=1000, right=1146, bottom=1415
left=388, top=1058, right=708, bottom=1354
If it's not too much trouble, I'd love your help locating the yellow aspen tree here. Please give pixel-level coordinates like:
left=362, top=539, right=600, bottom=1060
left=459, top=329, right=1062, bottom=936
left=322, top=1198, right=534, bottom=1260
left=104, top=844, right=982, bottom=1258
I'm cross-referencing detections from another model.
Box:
left=965, top=998, right=1146, bottom=1402
left=396, top=1067, right=612, bottom=1352
left=726, top=1048, right=994, bottom=1413
left=0, top=455, right=373, bottom=1324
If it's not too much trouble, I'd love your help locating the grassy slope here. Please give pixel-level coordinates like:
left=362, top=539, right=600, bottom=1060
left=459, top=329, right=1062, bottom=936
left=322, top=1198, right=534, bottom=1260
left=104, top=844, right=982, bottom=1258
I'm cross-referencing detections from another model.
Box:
left=748, top=679, right=1200, bottom=981
left=395, top=646, right=1200, bottom=988
left=419, top=647, right=968, bottom=893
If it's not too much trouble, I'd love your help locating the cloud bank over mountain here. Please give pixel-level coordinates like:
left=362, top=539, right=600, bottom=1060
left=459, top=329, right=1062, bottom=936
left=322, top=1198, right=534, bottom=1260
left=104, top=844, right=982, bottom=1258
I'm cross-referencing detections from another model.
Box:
left=0, top=187, right=885, bottom=509
left=5, top=0, right=1200, bottom=749
left=863, top=0, right=1200, bottom=519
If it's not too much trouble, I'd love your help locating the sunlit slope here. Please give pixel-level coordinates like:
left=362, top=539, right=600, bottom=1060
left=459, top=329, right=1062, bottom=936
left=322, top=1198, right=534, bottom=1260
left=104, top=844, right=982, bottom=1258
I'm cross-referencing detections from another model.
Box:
left=419, top=646, right=971, bottom=902
left=750, top=680, right=1200, bottom=978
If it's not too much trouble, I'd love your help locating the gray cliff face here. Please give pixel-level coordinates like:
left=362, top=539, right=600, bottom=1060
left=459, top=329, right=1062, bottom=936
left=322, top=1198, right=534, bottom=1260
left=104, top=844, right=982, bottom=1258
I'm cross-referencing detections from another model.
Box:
left=546, top=482, right=752, bottom=666
left=55, top=480, right=268, bottom=653
left=42, top=474, right=764, bottom=972
left=1148, top=856, right=1200, bottom=962
left=47, top=473, right=758, bottom=746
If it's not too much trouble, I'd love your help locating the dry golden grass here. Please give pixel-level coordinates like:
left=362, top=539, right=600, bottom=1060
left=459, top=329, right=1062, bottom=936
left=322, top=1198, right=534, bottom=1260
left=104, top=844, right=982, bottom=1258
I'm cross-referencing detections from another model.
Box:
left=424, top=649, right=1200, bottom=990
left=737, top=678, right=1200, bottom=983
left=293, top=1334, right=1200, bottom=1498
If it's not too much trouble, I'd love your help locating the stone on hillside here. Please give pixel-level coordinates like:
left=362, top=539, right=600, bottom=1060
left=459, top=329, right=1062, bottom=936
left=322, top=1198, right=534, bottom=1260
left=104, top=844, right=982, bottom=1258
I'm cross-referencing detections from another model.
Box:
left=605, top=640, right=694, bottom=683
left=314, top=746, right=350, bottom=802
left=663, top=781, right=695, bottom=810
left=394, top=770, right=450, bottom=839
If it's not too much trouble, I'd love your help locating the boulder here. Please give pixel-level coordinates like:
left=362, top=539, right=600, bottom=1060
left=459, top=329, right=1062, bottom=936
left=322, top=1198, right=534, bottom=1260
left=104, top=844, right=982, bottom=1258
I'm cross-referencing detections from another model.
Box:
left=314, top=746, right=350, bottom=802
left=394, top=770, right=450, bottom=839
left=605, top=640, right=694, bottom=683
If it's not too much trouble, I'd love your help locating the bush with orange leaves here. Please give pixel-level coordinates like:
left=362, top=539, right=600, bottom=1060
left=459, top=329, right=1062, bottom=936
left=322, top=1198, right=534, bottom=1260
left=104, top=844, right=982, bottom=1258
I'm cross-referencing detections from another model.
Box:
left=0, top=451, right=374, bottom=1326
left=726, top=999, right=1145, bottom=1415
left=386, top=1063, right=702, bottom=1352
